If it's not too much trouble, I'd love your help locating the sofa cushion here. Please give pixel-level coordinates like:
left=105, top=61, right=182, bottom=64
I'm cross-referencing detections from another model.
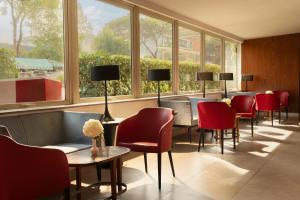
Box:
left=43, top=143, right=91, bottom=154
left=63, top=112, right=101, bottom=144
left=0, top=116, right=28, bottom=144
left=21, top=112, right=64, bottom=146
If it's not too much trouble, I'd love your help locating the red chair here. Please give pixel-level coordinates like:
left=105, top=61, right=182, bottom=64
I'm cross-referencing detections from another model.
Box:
left=197, top=102, right=236, bottom=154
left=0, top=135, right=70, bottom=200
left=231, top=96, right=256, bottom=137
left=116, top=107, right=174, bottom=189
left=255, top=93, right=280, bottom=126
left=274, top=90, right=289, bottom=119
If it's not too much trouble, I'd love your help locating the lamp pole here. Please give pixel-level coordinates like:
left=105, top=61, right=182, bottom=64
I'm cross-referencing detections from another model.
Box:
left=203, top=80, right=206, bottom=98
left=157, top=80, right=161, bottom=107
left=103, top=80, right=114, bottom=122
left=224, top=80, right=227, bottom=98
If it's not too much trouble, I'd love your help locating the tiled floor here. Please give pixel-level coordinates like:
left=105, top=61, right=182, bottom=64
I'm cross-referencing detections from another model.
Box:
left=70, top=116, right=300, bottom=200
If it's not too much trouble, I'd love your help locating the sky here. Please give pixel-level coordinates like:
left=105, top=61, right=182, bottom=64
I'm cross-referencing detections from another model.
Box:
left=80, top=0, right=128, bottom=35
left=0, top=0, right=128, bottom=44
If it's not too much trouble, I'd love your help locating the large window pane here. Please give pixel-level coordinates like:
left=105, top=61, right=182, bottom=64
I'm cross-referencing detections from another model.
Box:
left=178, top=26, right=201, bottom=92
left=140, top=14, right=172, bottom=94
left=78, top=0, right=131, bottom=98
left=0, top=0, right=64, bottom=105
left=205, top=34, right=222, bottom=90
left=225, top=41, right=238, bottom=90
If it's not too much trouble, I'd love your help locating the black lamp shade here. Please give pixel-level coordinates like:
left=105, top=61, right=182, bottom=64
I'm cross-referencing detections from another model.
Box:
left=148, top=69, right=170, bottom=81
left=219, top=73, right=233, bottom=80
left=91, top=65, right=119, bottom=81
left=197, top=72, right=213, bottom=81
left=242, top=74, right=254, bottom=81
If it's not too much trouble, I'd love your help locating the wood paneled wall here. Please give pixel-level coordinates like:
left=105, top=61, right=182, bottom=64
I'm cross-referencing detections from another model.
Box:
left=242, top=33, right=300, bottom=112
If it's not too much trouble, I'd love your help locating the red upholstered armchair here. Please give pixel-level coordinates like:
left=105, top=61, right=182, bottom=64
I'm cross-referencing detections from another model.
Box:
left=116, top=107, right=174, bottom=189
left=0, top=135, right=70, bottom=200
left=274, top=90, right=289, bottom=119
left=231, top=95, right=256, bottom=137
left=197, top=102, right=236, bottom=154
left=255, top=93, right=280, bottom=126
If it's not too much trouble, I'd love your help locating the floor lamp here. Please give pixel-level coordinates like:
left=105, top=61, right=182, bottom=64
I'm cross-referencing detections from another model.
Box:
left=219, top=73, right=233, bottom=98
left=91, top=65, right=119, bottom=122
left=197, top=72, right=213, bottom=98
left=242, top=74, right=253, bottom=92
left=148, top=69, right=170, bottom=107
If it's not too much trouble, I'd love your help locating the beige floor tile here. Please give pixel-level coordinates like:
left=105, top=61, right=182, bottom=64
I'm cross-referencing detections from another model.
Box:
left=66, top=117, right=300, bottom=200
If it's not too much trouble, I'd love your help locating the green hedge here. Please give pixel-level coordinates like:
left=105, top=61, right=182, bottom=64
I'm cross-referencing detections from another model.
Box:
left=79, top=53, right=221, bottom=97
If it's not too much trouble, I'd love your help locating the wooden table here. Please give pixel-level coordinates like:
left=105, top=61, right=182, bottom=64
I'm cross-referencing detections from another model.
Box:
left=67, top=146, right=130, bottom=200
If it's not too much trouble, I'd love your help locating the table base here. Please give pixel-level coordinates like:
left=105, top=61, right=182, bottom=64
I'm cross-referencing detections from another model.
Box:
left=71, top=182, right=127, bottom=200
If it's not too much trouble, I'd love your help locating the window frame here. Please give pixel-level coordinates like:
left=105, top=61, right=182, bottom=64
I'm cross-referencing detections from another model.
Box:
left=138, top=9, right=175, bottom=97
left=224, top=39, right=239, bottom=91
left=0, top=0, right=69, bottom=111
left=177, top=23, right=202, bottom=94
left=77, top=0, right=135, bottom=103
left=203, top=33, right=224, bottom=92
left=0, top=0, right=243, bottom=111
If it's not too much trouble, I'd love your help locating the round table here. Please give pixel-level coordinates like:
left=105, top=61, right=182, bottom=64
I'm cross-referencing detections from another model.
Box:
left=67, top=146, right=130, bottom=200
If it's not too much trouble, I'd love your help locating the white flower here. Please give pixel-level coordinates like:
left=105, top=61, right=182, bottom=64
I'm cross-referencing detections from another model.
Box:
left=265, top=90, right=274, bottom=94
left=222, top=98, right=231, bottom=107
left=83, top=119, right=104, bottom=138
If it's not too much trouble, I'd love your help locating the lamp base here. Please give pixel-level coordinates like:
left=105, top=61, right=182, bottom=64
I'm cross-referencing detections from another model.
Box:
left=101, top=112, right=114, bottom=122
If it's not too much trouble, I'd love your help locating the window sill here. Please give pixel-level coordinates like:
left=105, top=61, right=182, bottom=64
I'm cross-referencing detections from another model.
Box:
left=0, top=91, right=232, bottom=116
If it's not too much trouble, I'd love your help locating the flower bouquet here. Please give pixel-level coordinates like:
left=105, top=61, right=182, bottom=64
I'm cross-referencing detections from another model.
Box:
left=83, top=119, right=104, bottom=156
left=222, top=98, right=232, bottom=107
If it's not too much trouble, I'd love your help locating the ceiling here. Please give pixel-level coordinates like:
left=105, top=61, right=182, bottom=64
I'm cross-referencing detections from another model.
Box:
left=142, top=0, right=300, bottom=40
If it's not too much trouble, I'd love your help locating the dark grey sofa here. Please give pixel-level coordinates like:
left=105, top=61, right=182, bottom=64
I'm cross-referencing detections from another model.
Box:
left=0, top=111, right=102, bottom=153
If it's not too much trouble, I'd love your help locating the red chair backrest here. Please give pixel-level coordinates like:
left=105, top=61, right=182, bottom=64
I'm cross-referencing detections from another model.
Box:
left=255, top=93, right=280, bottom=111
left=117, top=107, right=173, bottom=144
left=273, top=90, right=289, bottom=107
left=197, top=102, right=236, bottom=130
left=0, top=135, right=70, bottom=200
left=231, top=95, right=256, bottom=116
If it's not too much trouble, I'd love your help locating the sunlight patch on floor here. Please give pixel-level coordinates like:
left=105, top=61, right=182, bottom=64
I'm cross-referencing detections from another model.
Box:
left=248, top=141, right=280, bottom=157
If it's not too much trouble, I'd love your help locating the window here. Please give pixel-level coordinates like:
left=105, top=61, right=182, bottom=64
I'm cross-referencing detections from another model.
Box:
left=78, top=0, right=132, bottom=98
left=178, top=26, right=201, bottom=92
left=0, top=0, right=65, bottom=105
left=139, top=14, right=172, bottom=94
left=205, top=34, right=222, bottom=90
left=225, top=41, right=238, bottom=90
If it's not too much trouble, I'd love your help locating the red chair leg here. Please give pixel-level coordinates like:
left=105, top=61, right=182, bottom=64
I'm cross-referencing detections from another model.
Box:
left=271, top=110, right=274, bottom=126
left=168, top=151, right=175, bottom=177
left=251, top=118, right=254, bottom=137
left=144, top=153, right=148, bottom=173
left=198, top=129, right=203, bottom=152
left=232, top=128, right=236, bottom=149
left=157, top=153, right=162, bottom=190
left=64, top=187, right=70, bottom=200
left=221, top=130, right=224, bottom=154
